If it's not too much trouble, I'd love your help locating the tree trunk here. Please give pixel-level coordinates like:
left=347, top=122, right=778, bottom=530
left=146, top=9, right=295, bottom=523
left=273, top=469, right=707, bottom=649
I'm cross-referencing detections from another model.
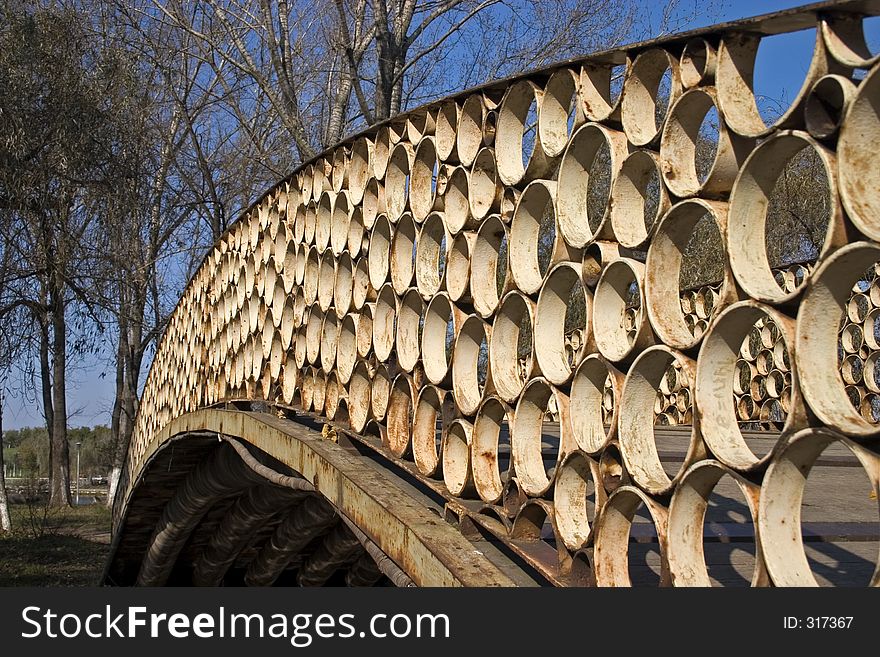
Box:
left=107, top=405, right=132, bottom=510
left=107, top=361, right=137, bottom=509
left=38, top=308, right=54, bottom=495
left=107, top=309, right=128, bottom=508
left=108, top=280, right=146, bottom=509
left=373, top=38, right=407, bottom=121
left=325, top=69, right=354, bottom=146
left=49, top=278, right=71, bottom=508
left=0, top=390, right=11, bottom=532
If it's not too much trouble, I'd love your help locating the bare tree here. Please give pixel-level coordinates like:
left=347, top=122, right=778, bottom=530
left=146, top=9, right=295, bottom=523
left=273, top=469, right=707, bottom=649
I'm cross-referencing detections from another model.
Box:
left=0, top=1, right=143, bottom=506
left=2, top=0, right=717, bottom=513
left=83, top=2, right=224, bottom=504
left=0, top=259, right=19, bottom=531
left=0, top=391, right=9, bottom=532
left=148, top=0, right=703, bottom=156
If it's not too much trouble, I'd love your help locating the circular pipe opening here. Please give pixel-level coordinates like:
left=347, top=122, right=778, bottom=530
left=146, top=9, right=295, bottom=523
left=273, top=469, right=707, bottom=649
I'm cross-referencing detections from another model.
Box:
left=728, top=131, right=839, bottom=304
left=443, top=419, right=475, bottom=497
left=571, top=354, right=623, bottom=454
left=371, top=363, right=392, bottom=422
left=444, top=165, right=473, bottom=234
left=660, top=87, right=752, bottom=199
left=410, top=136, right=438, bottom=221
left=511, top=377, right=569, bottom=497
left=319, top=312, right=339, bottom=373
left=387, top=373, right=416, bottom=458
left=839, top=63, right=880, bottom=241
left=556, top=123, right=627, bottom=248
left=593, top=485, right=669, bottom=587
left=348, top=136, right=371, bottom=205
left=717, top=31, right=829, bottom=138
left=472, top=215, right=511, bottom=318
left=457, top=94, right=485, bottom=168
left=496, top=80, right=547, bottom=186
left=618, top=345, right=703, bottom=495
left=415, top=212, right=450, bottom=300
left=446, top=231, right=474, bottom=303
left=593, top=258, right=652, bottom=363
left=334, top=251, right=354, bottom=318
left=452, top=314, right=492, bottom=416
left=490, top=291, right=536, bottom=402
left=362, top=177, right=384, bottom=230
left=305, top=305, right=324, bottom=366
left=330, top=191, right=351, bottom=256
left=368, top=214, right=392, bottom=291
left=509, top=180, right=563, bottom=295
left=396, top=288, right=424, bottom=373
left=422, top=293, right=460, bottom=385
left=348, top=360, right=372, bottom=433
left=610, top=149, right=669, bottom=249
left=534, top=262, right=591, bottom=385
left=554, top=451, right=605, bottom=551
left=316, top=190, right=334, bottom=252
left=352, top=257, right=373, bottom=310
left=797, top=242, right=880, bottom=437
left=680, top=38, right=716, bottom=89
left=579, top=62, right=624, bottom=122
left=759, top=428, right=880, bottom=586
left=413, top=385, right=453, bottom=477
left=645, top=199, right=730, bottom=350
left=373, top=283, right=398, bottom=363
left=472, top=396, right=512, bottom=504
left=385, top=142, right=412, bottom=221
left=539, top=68, right=583, bottom=158
left=621, top=48, right=681, bottom=147
left=390, top=213, right=418, bottom=295
left=336, top=314, right=358, bottom=384
left=435, top=100, right=459, bottom=162
left=469, top=147, right=502, bottom=221
left=667, top=460, right=765, bottom=587
left=805, top=74, right=854, bottom=140
left=317, top=249, right=336, bottom=312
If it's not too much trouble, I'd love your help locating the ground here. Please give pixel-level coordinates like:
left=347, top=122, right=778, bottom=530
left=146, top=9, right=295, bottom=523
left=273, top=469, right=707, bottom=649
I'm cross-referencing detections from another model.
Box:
left=0, top=504, right=111, bottom=586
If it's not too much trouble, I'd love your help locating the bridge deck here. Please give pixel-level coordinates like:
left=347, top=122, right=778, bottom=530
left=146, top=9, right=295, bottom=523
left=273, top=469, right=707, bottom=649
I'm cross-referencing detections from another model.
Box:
left=272, top=404, right=876, bottom=587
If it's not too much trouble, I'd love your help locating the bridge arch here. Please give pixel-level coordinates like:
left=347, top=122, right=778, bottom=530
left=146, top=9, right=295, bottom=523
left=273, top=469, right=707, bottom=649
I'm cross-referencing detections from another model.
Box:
left=109, top=3, right=880, bottom=587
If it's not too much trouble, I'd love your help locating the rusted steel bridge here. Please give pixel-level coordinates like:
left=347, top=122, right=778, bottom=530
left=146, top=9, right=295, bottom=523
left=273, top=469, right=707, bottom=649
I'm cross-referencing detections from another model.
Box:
left=105, top=0, right=880, bottom=587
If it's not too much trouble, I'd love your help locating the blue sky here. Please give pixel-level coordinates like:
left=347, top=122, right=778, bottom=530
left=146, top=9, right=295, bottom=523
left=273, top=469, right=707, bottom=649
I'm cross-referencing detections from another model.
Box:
left=4, top=0, right=878, bottom=430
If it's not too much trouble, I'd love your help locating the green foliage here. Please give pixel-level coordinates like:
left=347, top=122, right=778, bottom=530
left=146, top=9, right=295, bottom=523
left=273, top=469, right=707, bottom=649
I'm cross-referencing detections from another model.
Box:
left=0, top=2, right=143, bottom=214
left=3, top=425, right=113, bottom=478
left=0, top=425, right=42, bottom=449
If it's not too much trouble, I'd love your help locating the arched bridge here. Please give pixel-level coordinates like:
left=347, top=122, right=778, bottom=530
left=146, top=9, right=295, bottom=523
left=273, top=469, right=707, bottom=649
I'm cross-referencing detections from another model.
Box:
left=105, top=1, right=880, bottom=587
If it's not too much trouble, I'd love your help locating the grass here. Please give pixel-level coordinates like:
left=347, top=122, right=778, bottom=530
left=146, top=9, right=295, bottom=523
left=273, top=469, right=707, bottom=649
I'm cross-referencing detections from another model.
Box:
left=0, top=504, right=111, bottom=586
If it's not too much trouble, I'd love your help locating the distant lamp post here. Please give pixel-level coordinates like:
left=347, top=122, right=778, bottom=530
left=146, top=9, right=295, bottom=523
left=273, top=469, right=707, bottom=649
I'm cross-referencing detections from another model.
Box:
left=75, top=442, right=82, bottom=505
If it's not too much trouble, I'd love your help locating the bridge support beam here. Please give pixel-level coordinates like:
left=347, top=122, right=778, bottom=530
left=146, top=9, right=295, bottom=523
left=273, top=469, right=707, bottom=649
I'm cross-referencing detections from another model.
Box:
left=193, top=484, right=307, bottom=586
left=244, top=495, right=338, bottom=586
left=137, top=443, right=268, bottom=586
left=296, top=523, right=364, bottom=586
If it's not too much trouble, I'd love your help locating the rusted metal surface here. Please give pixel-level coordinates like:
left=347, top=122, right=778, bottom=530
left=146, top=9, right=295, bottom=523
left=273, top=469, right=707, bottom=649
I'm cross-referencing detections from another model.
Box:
left=113, top=1, right=880, bottom=588
left=110, top=409, right=519, bottom=587
left=136, top=443, right=269, bottom=586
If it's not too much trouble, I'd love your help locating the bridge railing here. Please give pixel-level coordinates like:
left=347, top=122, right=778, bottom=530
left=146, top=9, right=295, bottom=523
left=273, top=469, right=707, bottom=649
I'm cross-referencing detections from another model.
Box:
left=121, top=0, right=880, bottom=586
